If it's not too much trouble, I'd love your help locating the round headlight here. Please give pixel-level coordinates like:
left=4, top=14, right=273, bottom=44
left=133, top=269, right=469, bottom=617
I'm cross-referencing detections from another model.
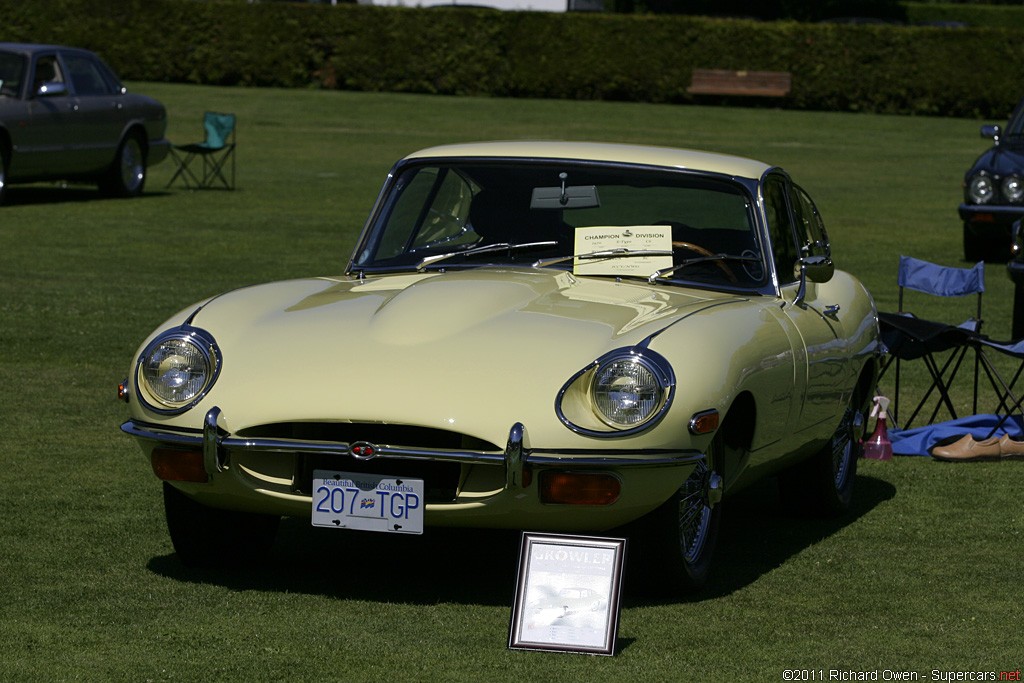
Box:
left=968, top=174, right=994, bottom=204
left=1003, top=176, right=1024, bottom=204
left=591, top=358, right=666, bottom=429
left=137, top=328, right=220, bottom=413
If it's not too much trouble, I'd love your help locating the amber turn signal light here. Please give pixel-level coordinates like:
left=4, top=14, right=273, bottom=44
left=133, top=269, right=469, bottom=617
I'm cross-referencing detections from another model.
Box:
left=689, top=409, right=720, bottom=435
left=539, top=471, right=621, bottom=505
left=151, top=448, right=208, bottom=483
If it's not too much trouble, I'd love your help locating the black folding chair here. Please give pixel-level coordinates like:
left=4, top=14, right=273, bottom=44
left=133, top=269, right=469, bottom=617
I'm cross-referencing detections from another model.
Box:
left=973, top=336, right=1024, bottom=437
left=878, top=256, right=985, bottom=429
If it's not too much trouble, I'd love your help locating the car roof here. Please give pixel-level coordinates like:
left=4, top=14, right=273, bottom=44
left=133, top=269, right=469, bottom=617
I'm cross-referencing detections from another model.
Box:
left=403, top=141, right=772, bottom=180
left=0, top=42, right=95, bottom=57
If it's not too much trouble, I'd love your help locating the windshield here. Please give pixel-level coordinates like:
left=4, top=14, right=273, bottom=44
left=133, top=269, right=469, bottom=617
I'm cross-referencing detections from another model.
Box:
left=1008, top=103, right=1024, bottom=137
left=354, top=161, right=766, bottom=288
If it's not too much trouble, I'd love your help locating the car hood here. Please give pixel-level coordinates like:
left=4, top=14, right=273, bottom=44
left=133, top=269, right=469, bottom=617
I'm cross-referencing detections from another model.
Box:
left=966, top=140, right=1024, bottom=179
left=177, top=269, right=746, bottom=445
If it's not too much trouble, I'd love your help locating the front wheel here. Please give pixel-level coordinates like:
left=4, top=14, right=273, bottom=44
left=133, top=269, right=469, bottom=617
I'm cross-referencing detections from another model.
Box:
left=100, top=132, right=147, bottom=198
left=643, top=434, right=725, bottom=591
left=163, top=483, right=280, bottom=568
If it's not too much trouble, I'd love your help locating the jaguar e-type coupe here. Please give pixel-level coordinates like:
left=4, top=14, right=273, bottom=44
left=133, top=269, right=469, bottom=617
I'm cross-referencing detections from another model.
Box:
left=120, top=141, right=879, bottom=589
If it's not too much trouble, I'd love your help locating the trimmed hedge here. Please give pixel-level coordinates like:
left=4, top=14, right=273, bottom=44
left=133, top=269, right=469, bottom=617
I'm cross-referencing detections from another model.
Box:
left=3, top=0, right=1022, bottom=117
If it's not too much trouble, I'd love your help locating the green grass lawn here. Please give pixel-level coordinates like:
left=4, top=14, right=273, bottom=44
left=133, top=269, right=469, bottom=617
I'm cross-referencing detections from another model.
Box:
left=1, top=84, right=1022, bottom=681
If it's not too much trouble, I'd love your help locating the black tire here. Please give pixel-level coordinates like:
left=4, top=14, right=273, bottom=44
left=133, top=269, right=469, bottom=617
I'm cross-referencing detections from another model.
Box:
left=963, top=223, right=984, bottom=263
left=163, top=482, right=280, bottom=568
left=0, top=144, right=9, bottom=206
left=643, top=433, right=725, bottom=591
left=100, top=132, right=147, bottom=198
left=779, top=398, right=864, bottom=516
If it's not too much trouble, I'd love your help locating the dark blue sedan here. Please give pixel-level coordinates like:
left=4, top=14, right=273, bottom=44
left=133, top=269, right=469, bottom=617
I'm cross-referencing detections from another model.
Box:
left=960, top=97, right=1024, bottom=261
left=0, top=43, right=169, bottom=204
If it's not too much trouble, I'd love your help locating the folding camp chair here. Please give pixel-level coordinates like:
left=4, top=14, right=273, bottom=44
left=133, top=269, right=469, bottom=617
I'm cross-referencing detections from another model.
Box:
left=877, top=256, right=985, bottom=429
left=973, top=336, right=1024, bottom=438
left=166, top=112, right=236, bottom=190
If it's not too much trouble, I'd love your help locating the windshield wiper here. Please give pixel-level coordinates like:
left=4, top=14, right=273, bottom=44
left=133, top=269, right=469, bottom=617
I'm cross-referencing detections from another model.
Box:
left=648, top=254, right=762, bottom=283
left=532, top=248, right=674, bottom=269
left=416, top=241, right=558, bottom=271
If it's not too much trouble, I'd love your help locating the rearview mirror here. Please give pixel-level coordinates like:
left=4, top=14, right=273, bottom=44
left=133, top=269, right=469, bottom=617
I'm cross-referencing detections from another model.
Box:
left=530, top=185, right=600, bottom=210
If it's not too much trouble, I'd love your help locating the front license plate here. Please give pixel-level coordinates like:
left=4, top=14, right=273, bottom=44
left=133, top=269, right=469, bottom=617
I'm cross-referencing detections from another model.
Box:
left=311, top=470, right=424, bottom=535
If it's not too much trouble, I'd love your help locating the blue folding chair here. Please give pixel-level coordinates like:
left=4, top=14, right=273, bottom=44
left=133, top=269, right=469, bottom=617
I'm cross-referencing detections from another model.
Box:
left=878, top=256, right=985, bottom=428
left=166, top=111, right=236, bottom=190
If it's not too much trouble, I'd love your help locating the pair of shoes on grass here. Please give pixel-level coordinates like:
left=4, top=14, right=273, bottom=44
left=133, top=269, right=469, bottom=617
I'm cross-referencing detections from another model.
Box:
left=930, top=434, right=1024, bottom=462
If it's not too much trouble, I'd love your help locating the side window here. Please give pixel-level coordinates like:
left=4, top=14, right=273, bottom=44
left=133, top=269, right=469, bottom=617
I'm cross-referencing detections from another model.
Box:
left=789, top=184, right=830, bottom=260
left=63, top=54, right=116, bottom=96
left=0, top=53, right=27, bottom=97
left=32, top=55, right=64, bottom=94
left=763, top=174, right=799, bottom=284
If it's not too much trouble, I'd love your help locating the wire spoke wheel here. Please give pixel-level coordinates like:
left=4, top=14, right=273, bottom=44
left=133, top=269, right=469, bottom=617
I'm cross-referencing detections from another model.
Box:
left=831, top=407, right=856, bottom=492
left=679, top=460, right=714, bottom=564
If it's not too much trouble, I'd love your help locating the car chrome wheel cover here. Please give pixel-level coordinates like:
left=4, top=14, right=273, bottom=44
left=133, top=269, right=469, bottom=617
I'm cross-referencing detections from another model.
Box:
left=678, top=460, right=712, bottom=563
left=120, top=138, right=145, bottom=192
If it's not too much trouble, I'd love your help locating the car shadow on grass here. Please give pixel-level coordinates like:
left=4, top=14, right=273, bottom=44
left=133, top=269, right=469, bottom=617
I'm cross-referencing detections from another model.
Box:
left=2, top=185, right=171, bottom=206
left=146, top=474, right=895, bottom=607
left=639, top=472, right=898, bottom=605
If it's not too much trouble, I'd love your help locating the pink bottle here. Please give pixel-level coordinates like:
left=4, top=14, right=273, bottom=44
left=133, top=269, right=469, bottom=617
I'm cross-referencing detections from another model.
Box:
left=862, top=396, right=893, bottom=461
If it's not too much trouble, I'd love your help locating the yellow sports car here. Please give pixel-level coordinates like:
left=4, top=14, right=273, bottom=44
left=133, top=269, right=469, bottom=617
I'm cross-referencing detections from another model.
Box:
left=120, top=141, right=879, bottom=589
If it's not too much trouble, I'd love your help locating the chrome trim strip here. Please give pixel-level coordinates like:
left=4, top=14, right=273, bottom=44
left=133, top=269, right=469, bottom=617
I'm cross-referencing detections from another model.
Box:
left=121, top=407, right=703, bottom=475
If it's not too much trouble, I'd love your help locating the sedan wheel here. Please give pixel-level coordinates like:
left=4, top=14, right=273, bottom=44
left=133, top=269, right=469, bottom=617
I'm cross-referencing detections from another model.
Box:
left=0, top=145, right=8, bottom=205
left=100, top=133, right=146, bottom=197
left=163, top=482, right=280, bottom=568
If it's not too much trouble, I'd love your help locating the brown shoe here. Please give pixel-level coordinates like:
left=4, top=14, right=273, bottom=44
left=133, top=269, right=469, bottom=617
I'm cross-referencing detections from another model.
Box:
left=998, top=434, right=1024, bottom=460
left=930, top=434, right=1003, bottom=461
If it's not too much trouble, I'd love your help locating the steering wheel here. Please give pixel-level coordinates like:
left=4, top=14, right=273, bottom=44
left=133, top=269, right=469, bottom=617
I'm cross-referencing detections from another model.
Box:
left=672, top=240, right=738, bottom=283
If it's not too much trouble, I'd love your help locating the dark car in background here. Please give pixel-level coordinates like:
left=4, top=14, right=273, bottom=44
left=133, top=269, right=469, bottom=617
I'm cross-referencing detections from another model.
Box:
left=0, top=43, right=169, bottom=204
left=959, top=97, right=1024, bottom=261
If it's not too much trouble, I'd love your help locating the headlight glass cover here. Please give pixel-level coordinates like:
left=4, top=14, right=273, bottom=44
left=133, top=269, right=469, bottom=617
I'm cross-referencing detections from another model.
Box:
left=1002, top=175, right=1024, bottom=204
left=592, top=358, right=665, bottom=428
left=967, top=174, right=994, bottom=204
left=136, top=327, right=220, bottom=413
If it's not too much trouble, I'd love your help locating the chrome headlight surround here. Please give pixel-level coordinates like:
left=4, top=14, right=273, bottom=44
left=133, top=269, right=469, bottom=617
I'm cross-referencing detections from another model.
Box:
left=134, top=326, right=221, bottom=415
left=556, top=348, right=674, bottom=437
left=967, top=173, right=994, bottom=204
left=1002, top=175, right=1024, bottom=204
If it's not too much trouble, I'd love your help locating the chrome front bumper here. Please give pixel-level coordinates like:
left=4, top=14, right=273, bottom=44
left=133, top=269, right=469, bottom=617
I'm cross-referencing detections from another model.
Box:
left=121, top=406, right=704, bottom=493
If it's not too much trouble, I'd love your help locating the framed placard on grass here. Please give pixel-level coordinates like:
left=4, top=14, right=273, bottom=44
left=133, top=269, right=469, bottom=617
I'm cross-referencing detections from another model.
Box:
left=508, top=532, right=627, bottom=656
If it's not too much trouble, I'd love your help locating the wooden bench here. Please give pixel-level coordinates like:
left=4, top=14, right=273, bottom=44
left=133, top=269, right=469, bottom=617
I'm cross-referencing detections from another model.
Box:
left=687, top=69, right=792, bottom=98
